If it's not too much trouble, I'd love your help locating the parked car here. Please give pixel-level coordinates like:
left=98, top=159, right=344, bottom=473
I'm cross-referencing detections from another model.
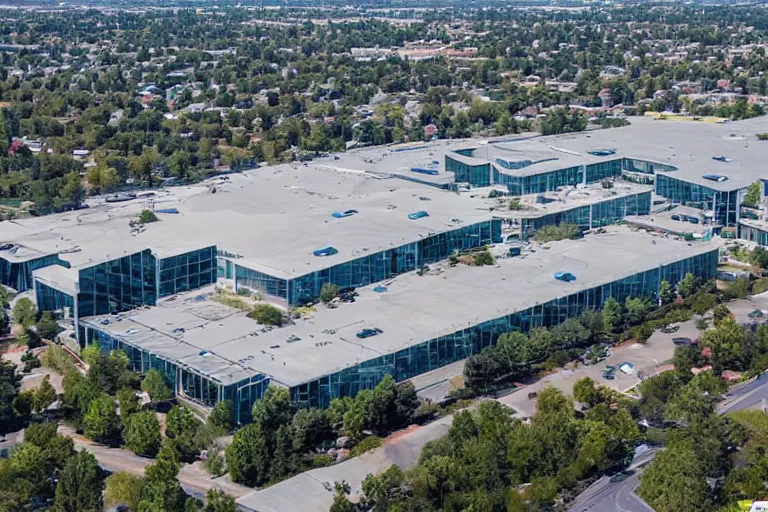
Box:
left=671, top=214, right=681, bottom=221
left=672, top=337, right=692, bottom=345
left=661, top=323, right=680, bottom=333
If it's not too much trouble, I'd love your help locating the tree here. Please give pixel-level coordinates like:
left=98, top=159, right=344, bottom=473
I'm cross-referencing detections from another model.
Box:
left=291, top=407, right=332, bottom=453
left=226, top=422, right=270, bottom=486
left=677, top=273, right=698, bottom=299
left=658, top=279, right=675, bottom=305
left=166, top=406, right=201, bottom=461
left=34, top=374, right=57, bottom=414
left=204, top=489, right=238, bottom=512
left=251, top=386, right=294, bottom=435
left=36, top=311, right=61, bottom=340
left=745, top=181, right=761, bottom=207
left=117, top=387, right=140, bottom=429
left=20, top=326, right=43, bottom=348
left=700, top=318, right=747, bottom=373
left=0, top=359, right=21, bottom=433
left=208, top=399, right=235, bottom=431
left=12, top=297, right=37, bottom=327
left=139, top=440, right=188, bottom=512
left=83, top=393, right=121, bottom=446
left=126, top=411, right=162, bottom=457
left=625, top=296, right=651, bottom=325
left=54, top=450, right=104, bottom=512
left=141, top=369, right=173, bottom=403
left=573, top=377, right=599, bottom=407
left=637, top=444, right=711, bottom=512
left=602, top=297, right=622, bottom=331
left=104, top=473, right=145, bottom=512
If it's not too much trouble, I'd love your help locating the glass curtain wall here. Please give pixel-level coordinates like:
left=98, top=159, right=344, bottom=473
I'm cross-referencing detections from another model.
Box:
left=158, top=246, right=217, bottom=297
left=83, top=325, right=270, bottom=423
left=290, top=249, right=719, bottom=407
left=77, top=249, right=157, bottom=318
left=445, top=156, right=491, bottom=186
left=35, top=281, right=74, bottom=312
left=656, top=175, right=739, bottom=226
left=0, top=254, right=67, bottom=292
left=282, top=219, right=501, bottom=304
left=739, top=224, right=768, bottom=246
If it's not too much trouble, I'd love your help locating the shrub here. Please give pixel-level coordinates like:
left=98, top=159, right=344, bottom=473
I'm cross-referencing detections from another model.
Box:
left=757, top=133, right=768, bottom=141
left=752, top=278, right=768, bottom=295
left=695, top=318, right=709, bottom=331
left=724, top=278, right=750, bottom=300
left=36, top=311, right=62, bottom=340
left=41, top=345, right=76, bottom=374
left=138, top=209, right=158, bottom=223
left=319, top=283, right=341, bottom=303
left=509, top=198, right=525, bottom=210
left=350, top=435, right=384, bottom=457
left=533, top=223, right=580, bottom=243
left=248, top=303, right=284, bottom=326
left=473, top=251, right=495, bottom=266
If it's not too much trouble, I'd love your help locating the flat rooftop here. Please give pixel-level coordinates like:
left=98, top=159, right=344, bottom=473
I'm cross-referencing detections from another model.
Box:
left=449, top=116, right=768, bottom=191
left=476, top=179, right=652, bottom=220
left=80, top=227, right=717, bottom=388
left=0, top=165, right=493, bottom=279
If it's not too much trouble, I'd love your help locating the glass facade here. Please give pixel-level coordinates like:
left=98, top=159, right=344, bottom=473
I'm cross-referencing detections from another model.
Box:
left=158, top=246, right=217, bottom=297
left=236, top=220, right=502, bottom=304
left=445, top=155, right=491, bottom=186
left=35, top=280, right=74, bottom=313
left=0, top=254, right=67, bottom=292
left=236, top=265, right=288, bottom=298
left=655, top=174, right=740, bottom=226
left=77, top=249, right=157, bottom=318
left=519, top=192, right=651, bottom=239
left=739, top=223, right=768, bottom=246
left=290, top=249, right=719, bottom=407
left=503, top=161, right=623, bottom=196
left=623, top=158, right=677, bottom=174
left=82, top=326, right=270, bottom=423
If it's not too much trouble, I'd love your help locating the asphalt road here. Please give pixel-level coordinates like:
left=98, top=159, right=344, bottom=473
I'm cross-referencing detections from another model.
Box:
left=568, top=373, right=768, bottom=512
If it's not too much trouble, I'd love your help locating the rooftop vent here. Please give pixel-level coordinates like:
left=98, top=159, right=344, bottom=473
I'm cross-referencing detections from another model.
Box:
left=702, top=174, right=728, bottom=183
left=313, top=246, right=338, bottom=257
left=408, top=211, right=429, bottom=220
left=587, top=149, right=617, bottom=157
left=554, top=271, right=577, bottom=282
left=712, top=156, right=732, bottom=162
left=332, top=209, right=358, bottom=219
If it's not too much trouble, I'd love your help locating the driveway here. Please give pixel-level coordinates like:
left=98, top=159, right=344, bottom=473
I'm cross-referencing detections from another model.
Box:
left=57, top=425, right=252, bottom=499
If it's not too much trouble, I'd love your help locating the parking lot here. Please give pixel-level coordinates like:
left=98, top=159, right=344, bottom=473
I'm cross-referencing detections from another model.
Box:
left=497, top=319, right=699, bottom=417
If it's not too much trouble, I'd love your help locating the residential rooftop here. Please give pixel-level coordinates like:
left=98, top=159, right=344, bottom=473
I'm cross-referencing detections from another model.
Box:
left=80, top=226, right=717, bottom=388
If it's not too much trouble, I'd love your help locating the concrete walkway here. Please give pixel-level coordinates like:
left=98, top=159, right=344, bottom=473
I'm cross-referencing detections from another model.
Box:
left=236, top=414, right=456, bottom=512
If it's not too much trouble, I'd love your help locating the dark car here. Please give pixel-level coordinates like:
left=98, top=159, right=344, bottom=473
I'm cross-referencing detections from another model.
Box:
left=672, top=337, right=692, bottom=345
left=602, top=371, right=616, bottom=380
left=356, top=328, right=383, bottom=339
left=610, top=470, right=635, bottom=483
left=671, top=214, right=681, bottom=221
